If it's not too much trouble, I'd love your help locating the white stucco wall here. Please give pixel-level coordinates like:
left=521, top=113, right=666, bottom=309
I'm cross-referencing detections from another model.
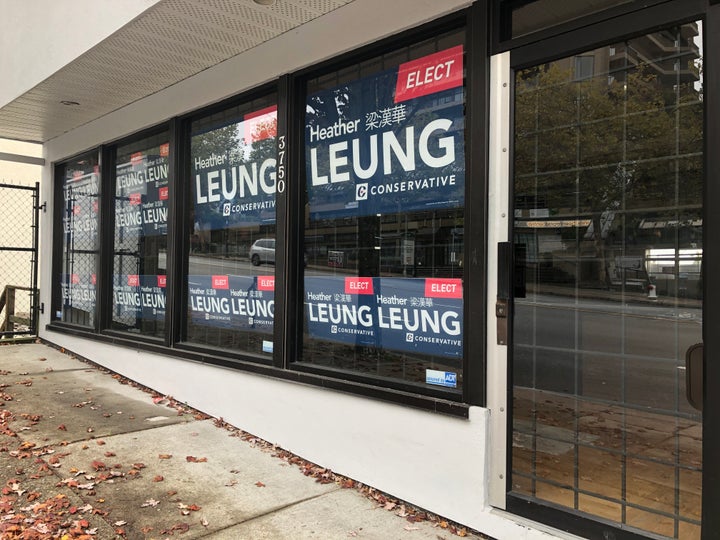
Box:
left=0, top=0, right=161, bottom=107
left=35, top=1, right=576, bottom=538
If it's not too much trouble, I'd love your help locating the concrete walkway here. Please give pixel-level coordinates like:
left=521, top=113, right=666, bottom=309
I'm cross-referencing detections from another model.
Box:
left=0, top=343, right=487, bottom=540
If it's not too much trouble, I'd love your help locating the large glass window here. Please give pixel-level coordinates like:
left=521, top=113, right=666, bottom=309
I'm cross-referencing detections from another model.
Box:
left=54, top=152, right=100, bottom=327
left=511, top=22, right=703, bottom=538
left=111, top=132, right=170, bottom=338
left=186, top=95, right=278, bottom=356
left=300, top=30, right=466, bottom=393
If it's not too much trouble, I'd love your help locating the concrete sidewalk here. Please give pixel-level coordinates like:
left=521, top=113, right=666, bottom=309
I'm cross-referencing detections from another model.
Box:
left=0, top=343, right=487, bottom=540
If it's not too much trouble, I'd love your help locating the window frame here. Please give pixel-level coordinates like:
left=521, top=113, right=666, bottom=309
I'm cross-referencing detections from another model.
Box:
left=47, top=7, right=482, bottom=415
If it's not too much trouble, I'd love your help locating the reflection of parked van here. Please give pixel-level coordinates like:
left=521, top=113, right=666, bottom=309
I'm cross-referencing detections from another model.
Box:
left=250, top=238, right=307, bottom=267
left=249, top=238, right=275, bottom=266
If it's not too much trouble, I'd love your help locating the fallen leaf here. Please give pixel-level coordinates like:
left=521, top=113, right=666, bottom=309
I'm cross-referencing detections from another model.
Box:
left=153, top=475, right=164, bottom=482
left=404, top=525, right=420, bottom=531
left=96, top=440, right=106, bottom=446
left=201, top=517, right=209, bottom=527
left=141, top=498, right=160, bottom=507
left=58, top=424, right=67, bottom=431
left=114, top=521, right=128, bottom=526
left=255, top=481, right=266, bottom=488
left=186, top=456, right=207, bottom=463
left=158, top=453, right=172, bottom=459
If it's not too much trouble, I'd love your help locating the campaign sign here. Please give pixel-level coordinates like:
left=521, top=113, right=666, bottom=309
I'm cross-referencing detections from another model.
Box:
left=59, top=273, right=97, bottom=316
left=192, top=107, right=278, bottom=231
left=115, top=148, right=170, bottom=238
left=305, top=46, right=465, bottom=220
left=187, top=274, right=275, bottom=333
left=112, top=274, right=167, bottom=323
left=305, top=276, right=463, bottom=358
left=62, top=168, right=100, bottom=249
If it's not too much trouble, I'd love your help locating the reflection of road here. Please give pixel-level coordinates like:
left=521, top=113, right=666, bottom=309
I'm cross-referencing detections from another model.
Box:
left=518, top=293, right=702, bottom=322
left=514, top=293, right=702, bottom=418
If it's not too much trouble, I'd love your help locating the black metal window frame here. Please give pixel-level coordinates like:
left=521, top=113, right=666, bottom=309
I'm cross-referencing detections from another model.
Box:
left=47, top=4, right=486, bottom=417
left=503, top=0, right=720, bottom=538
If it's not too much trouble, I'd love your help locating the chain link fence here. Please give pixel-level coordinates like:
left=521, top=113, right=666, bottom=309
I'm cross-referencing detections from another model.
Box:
left=0, top=182, right=39, bottom=339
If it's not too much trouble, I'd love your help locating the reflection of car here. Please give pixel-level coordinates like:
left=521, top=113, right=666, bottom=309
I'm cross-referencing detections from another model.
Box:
left=250, top=238, right=275, bottom=266
left=249, top=238, right=307, bottom=267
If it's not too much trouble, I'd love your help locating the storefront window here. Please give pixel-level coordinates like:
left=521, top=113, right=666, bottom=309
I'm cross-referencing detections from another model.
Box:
left=300, top=30, right=466, bottom=393
left=111, top=132, right=170, bottom=337
left=54, top=152, right=100, bottom=326
left=186, top=95, right=278, bottom=355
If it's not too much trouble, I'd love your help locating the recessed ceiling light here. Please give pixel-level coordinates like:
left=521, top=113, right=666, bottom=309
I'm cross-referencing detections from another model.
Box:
left=60, top=100, right=80, bottom=106
left=253, top=0, right=276, bottom=5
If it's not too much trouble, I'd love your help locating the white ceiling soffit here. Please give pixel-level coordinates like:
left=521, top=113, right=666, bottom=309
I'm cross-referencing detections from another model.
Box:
left=0, top=0, right=354, bottom=144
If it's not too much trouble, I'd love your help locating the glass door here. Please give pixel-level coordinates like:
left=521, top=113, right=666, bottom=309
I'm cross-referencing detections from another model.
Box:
left=509, top=21, right=703, bottom=538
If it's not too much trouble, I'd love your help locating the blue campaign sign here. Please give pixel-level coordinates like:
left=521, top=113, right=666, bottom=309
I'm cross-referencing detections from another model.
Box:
left=305, top=46, right=465, bottom=220
left=191, top=107, right=278, bottom=231
left=187, top=274, right=275, bottom=333
left=112, top=274, right=167, bottom=323
left=115, top=149, right=170, bottom=238
left=304, top=276, right=463, bottom=359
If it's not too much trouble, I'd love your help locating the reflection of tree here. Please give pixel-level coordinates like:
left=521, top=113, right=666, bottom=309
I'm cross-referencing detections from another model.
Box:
left=190, top=125, right=241, bottom=228
left=514, top=53, right=703, bottom=286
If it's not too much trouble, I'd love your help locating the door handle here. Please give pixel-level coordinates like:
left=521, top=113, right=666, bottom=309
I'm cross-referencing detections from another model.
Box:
left=497, top=242, right=512, bottom=345
left=685, top=342, right=703, bottom=411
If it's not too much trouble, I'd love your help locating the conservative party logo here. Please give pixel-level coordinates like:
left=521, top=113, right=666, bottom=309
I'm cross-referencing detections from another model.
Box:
left=355, top=183, right=368, bottom=201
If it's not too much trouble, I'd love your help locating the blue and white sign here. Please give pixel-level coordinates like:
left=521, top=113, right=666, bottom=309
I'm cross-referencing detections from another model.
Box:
left=425, top=369, right=458, bottom=388
left=305, top=46, right=465, bottom=220
left=305, top=275, right=463, bottom=359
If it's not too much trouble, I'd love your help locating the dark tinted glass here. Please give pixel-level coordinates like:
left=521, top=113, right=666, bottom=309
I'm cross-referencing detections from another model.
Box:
left=111, top=132, right=170, bottom=337
left=186, top=95, right=278, bottom=356
left=300, top=29, right=466, bottom=394
left=55, top=152, right=100, bottom=326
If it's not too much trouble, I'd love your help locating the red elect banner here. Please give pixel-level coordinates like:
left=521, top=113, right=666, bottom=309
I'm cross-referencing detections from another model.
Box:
left=211, top=275, right=229, bottom=289
left=424, top=278, right=463, bottom=298
left=127, top=275, right=140, bottom=287
left=157, top=275, right=167, bottom=288
left=160, top=143, right=169, bottom=157
left=258, top=276, right=275, bottom=291
left=130, top=152, right=144, bottom=166
left=159, top=186, right=169, bottom=200
left=244, top=106, right=278, bottom=143
left=394, top=45, right=463, bottom=104
left=129, top=192, right=142, bottom=205
left=345, top=277, right=374, bottom=295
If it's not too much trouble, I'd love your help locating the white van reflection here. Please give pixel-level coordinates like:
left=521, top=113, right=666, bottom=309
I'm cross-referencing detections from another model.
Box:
left=249, top=238, right=307, bottom=267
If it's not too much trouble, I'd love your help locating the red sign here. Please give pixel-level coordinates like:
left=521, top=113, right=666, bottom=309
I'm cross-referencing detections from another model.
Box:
left=127, top=275, right=140, bottom=287
left=73, top=205, right=81, bottom=215
left=71, top=273, right=80, bottom=284
left=345, top=277, right=374, bottom=295
left=244, top=105, right=278, bottom=143
left=258, top=276, right=275, bottom=291
left=212, top=275, right=229, bottom=289
left=159, top=186, right=169, bottom=200
left=159, top=143, right=169, bottom=157
left=129, top=192, right=142, bottom=206
left=130, top=152, right=144, bottom=166
left=394, top=45, right=463, bottom=103
left=424, top=278, right=462, bottom=299
left=157, top=275, right=167, bottom=288
left=91, top=274, right=97, bottom=285
left=92, top=200, right=98, bottom=213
